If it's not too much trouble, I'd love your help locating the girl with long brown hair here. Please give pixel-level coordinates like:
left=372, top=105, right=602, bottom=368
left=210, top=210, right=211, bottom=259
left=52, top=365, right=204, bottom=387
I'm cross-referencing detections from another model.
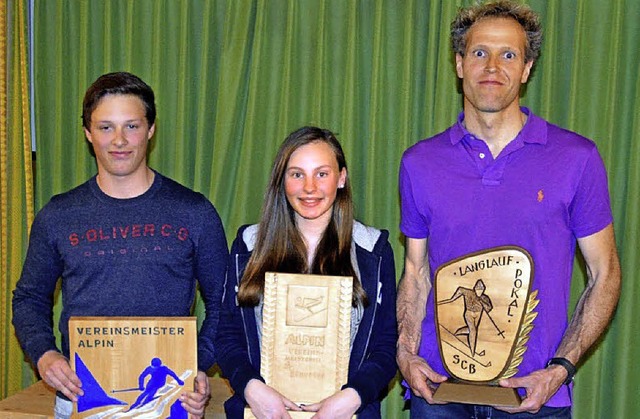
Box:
left=216, top=126, right=397, bottom=418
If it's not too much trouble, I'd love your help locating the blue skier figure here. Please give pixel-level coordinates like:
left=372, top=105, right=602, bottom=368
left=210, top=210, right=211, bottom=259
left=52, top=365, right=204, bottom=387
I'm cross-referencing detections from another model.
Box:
left=128, top=357, right=184, bottom=411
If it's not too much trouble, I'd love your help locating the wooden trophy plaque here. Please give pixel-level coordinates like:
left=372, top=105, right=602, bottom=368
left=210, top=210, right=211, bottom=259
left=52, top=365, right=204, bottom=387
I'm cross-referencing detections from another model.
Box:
left=244, top=272, right=353, bottom=419
left=432, top=247, right=538, bottom=407
left=69, top=317, right=197, bottom=418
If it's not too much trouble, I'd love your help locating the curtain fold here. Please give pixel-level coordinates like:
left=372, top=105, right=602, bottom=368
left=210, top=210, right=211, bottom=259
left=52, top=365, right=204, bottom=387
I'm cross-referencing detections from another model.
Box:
left=2, top=0, right=636, bottom=416
left=1, top=0, right=34, bottom=398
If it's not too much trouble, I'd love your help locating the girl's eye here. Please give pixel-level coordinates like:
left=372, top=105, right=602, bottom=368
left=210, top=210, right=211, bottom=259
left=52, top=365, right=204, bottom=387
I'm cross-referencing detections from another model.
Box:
left=318, top=172, right=329, bottom=178
left=290, top=172, right=303, bottom=179
left=99, top=125, right=111, bottom=131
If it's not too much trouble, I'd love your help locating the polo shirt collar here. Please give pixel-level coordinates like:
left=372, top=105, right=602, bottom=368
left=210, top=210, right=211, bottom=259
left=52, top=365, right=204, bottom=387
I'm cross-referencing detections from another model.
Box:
left=449, top=107, right=548, bottom=146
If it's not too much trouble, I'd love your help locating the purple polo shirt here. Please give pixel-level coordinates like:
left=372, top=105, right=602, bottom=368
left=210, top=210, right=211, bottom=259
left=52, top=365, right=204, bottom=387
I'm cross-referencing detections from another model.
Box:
left=399, top=108, right=613, bottom=407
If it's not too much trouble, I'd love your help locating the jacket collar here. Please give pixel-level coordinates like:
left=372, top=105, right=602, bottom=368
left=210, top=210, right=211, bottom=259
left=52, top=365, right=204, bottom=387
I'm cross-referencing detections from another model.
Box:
left=241, top=221, right=382, bottom=252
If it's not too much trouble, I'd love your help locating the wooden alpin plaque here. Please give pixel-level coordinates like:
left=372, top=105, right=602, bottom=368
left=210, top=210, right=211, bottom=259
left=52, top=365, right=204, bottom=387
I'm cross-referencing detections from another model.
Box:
left=244, top=272, right=353, bottom=419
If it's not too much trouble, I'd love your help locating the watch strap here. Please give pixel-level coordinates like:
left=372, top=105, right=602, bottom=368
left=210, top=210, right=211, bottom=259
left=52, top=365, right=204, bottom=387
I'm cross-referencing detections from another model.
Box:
left=546, top=357, right=576, bottom=385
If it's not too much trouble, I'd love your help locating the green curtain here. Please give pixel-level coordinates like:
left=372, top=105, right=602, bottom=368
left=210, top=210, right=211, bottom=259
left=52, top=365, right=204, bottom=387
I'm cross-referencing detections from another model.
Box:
left=0, top=0, right=34, bottom=399
left=4, top=0, right=635, bottom=416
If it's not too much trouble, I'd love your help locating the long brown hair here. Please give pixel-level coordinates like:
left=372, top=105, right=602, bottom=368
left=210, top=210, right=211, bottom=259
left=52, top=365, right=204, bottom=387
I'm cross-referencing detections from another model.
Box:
left=238, top=126, right=368, bottom=307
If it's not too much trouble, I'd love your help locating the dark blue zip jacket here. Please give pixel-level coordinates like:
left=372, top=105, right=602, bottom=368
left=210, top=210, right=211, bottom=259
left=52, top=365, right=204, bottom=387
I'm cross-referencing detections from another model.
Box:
left=216, top=222, right=398, bottom=418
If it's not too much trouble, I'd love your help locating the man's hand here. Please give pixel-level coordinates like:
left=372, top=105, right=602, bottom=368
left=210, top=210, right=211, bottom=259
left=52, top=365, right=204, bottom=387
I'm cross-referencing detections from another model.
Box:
left=496, top=365, right=567, bottom=414
left=37, top=350, right=83, bottom=401
left=179, top=370, right=210, bottom=418
left=397, top=346, right=447, bottom=403
left=245, top=379, right=301, bottom=419
left=301, top=387, right=361, bottom=418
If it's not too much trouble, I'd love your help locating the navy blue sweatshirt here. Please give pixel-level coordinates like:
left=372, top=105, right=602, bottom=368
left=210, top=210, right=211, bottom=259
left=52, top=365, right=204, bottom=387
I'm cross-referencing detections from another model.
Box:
left=12, top=172, right=228, bottom=371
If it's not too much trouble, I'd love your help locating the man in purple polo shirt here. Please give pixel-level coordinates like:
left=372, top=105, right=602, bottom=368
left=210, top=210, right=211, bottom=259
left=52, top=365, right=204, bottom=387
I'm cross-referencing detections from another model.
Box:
left=396, top=1, right=621, bottom=418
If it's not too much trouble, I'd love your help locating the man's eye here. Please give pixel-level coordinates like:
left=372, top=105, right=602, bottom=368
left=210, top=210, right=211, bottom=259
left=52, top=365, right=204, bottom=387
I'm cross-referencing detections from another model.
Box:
left=473, top=50, right=485, bottom=58
left=127, top=124, right=139, bottom=130
left=99, top=126, right=111, bottom=131
left=504, top=51, right=516, bottom=59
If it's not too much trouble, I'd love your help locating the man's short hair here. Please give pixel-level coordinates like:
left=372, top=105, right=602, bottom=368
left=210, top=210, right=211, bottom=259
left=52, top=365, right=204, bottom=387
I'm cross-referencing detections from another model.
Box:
left=82, top=72, right=156, bottom=129
left=451, top=0, right=543, bottom=64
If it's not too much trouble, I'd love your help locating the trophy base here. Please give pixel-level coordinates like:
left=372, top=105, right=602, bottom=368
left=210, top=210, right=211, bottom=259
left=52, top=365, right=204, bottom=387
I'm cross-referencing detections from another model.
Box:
left=432, top=381, right=522, bottom=407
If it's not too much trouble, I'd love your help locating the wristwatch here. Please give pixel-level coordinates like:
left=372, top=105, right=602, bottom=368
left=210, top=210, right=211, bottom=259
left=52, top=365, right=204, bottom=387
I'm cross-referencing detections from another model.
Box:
left=546, top=357, right=576, bottom=385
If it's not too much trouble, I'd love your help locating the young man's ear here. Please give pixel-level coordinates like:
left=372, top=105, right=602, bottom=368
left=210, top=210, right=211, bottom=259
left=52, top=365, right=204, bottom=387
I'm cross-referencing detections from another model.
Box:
left=147, top=123, right=156, bottom=140
left=84, top=127, right=93, bottom=144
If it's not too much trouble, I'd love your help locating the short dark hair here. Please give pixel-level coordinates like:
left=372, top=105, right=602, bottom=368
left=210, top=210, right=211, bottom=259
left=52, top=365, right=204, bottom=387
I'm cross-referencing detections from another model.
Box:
left=451, top=0, right=543, bottom=64
left=82, top=72, right=156, bottom=128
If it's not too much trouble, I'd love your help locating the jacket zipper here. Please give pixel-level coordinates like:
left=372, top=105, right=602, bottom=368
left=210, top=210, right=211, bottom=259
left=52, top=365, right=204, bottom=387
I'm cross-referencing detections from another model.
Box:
left=357, top=255, right=382, bottom=369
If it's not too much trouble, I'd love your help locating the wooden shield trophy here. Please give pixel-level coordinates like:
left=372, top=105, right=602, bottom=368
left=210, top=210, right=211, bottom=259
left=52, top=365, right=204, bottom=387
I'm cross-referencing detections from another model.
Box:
left=69, top=317, right=197, bottom=418
left=432, top=246, right=538, bottom=407
left=244, top=272, right=353, bottom=419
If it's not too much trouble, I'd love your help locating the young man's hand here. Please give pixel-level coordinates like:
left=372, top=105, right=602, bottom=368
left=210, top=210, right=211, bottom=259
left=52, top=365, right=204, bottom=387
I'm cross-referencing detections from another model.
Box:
left=37, top=350, right=83, bottom=401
